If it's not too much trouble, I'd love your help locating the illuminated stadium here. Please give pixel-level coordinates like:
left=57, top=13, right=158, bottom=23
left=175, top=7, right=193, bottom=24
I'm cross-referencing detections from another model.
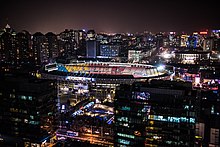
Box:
left=40, top=62, right=168, bottom=102
left=44, top=62, right=164, bottom=78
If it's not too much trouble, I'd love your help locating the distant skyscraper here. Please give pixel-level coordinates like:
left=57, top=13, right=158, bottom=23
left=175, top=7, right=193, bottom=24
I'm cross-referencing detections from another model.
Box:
left=128, top=49, right=142, bottom=63
left=59, top=29, right=77, bottom=58
left=0, top=24, right=17, bottom=66
left=213, top=38, right=220, bottom=52
left=187, top=35, right=197, bottom=48
left=155, top=33, right=164, bottom=48
left=45, top=32, right=59, bottom=60
left=16, top=30, right=32, bottom=65
left=87, top=30, right=96, bottom=40
left=203, top=37, right=214, bottom=51
left=99, top=44, right=120, bottom=57
left=181, top=34, right=189, bottom=47
left=86, top=40, right=97, bottom=58
left=32, top=32, right=49, bottom=65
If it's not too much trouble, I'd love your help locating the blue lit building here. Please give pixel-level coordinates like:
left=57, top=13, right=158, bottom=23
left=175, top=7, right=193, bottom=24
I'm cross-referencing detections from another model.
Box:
left=86, top=40, right=97, bottom=58
left=99, top=44, right=120, bottom=57
left=114, top=80, right=198, bottom=147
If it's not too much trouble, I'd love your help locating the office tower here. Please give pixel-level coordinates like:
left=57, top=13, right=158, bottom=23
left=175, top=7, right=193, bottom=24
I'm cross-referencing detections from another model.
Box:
left=213, top=38, right=220, bottom=52
left=59, top=29, right=77, bottom=58
left=45, top=32, right=59, bottom=60
left=16, top=30, right=32, bottom=65
left=86, top=30, right=97, bottom=58
left=0, top=73, right=57, bottom=146
left=168, top=32, right=176, bottom=47
left=197, top=89, right=220, bottom=146
left=181, top=34, right=189, bottom=47
left=114, top=80, right=198, bottom=147
left=0, top=24, right=17, bottom=66
left=86, top=40, right=97, bottom=58
left=128, top=49, right=142, bottom=63
left=99, top=44, right=120, bottom=57
left=203, top=37, right=214, bottom=51
left=114, top=84, right=149, bottom=147
left=87, top=30, right=96, bottom=41
left=155, top=33, right=164, bottom=48
left=187, top=35, right=198, bottom=48
left=32, top=32, right=49, bottom=65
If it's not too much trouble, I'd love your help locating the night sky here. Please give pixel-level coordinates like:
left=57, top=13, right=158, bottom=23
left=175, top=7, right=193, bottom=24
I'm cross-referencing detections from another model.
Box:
left=0, top=0, right=220, bottom=34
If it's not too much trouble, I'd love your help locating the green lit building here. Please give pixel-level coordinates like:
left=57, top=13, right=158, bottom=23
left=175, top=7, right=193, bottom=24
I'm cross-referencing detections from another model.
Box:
left=114, top=80, right=198, bottom=147
left=114, top=84, right=151, bottom=146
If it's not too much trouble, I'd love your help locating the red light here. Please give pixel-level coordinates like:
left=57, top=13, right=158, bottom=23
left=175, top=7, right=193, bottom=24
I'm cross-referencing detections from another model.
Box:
left=200, top=31, right=208, bottom=35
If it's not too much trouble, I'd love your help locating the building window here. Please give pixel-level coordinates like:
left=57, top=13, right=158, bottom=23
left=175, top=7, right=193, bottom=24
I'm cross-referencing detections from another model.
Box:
left=10, top=94, right=15, bottom=98
left=24, top=119, right=28, bottom=123
left=19, top=95, right=27, bottom=100
left=30, top=115, right=34, bottom=119
left=28, top=96, right=33, bottom=100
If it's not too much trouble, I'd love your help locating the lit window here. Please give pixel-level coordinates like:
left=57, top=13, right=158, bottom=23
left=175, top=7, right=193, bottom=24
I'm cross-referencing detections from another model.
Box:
left=30, top=115, right=34, bottom=119
left=10, top=94, right=15, bottom=98
left=28, top=96, right=32, bottom=100
left=24, top=119, right=28, bottom=123
left=20, top=95, right=27, bottom=100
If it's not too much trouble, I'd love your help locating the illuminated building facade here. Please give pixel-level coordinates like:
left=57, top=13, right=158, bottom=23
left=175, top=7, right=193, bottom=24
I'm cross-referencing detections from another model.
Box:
left=58, top=29, right=78, bottom=58
left=99, top=44, right=120, bottom=57
left=114, top=80, right=198, bottom=147
left=86, top=40, right=97, bottom=58
left=45, top=32, right=59, bottom=60
left=197, top=89, right=220, bottom=146
left=203, top=37, right=214, bottom=51
left=32, top=32, right=49, bottom=65
left=114, top=84, right=149, bottom=146
left=181, top=34, right=189, bottom=47
left=0, top=73, right=57, bottom=147
left=87, top=30, right=96, bottom=41
left=128, top=50, right=142, bottom=63
left=16, top=30, right=33, bottom=65
left=174, top=50, right=210, bottom=64
left=0, top=24, right=17, bottom=66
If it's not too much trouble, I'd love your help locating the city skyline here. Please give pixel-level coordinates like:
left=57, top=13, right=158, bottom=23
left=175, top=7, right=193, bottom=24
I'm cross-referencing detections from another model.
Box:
left=1, top=0, right=220, bottom=34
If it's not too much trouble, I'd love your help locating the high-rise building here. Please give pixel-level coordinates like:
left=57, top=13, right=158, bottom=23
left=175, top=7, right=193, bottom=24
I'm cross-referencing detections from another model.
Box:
left=181, top=34, right=189, bottom=47
left=16, top=30, right=32, bottom=65
left=59, top=29, right=77, bottom=58
left=0, top=72, right=57, bottom=146
left=155, top=33, right=164, bottom=48
left=0, top=24, right=17, bottom=66
left=32, top=32, right=49, bottom=65
left=86, top=40, right=97, bottom=58
left=114, top=80, right=198, bottom=147
left=99, top=44, right=120, bottom=57
left=87, top=30, right=96, bottom=41
left=45, top=32, right=59, bottom=60
left=114, top=84, right=148, bottom=147
left=128, top=49, right=142, bottom=63
left=203, top=37, right=214, bottom=51
left=187, top=35, right=198, bottom=48
left=197, top=89, right=220, bottom=146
